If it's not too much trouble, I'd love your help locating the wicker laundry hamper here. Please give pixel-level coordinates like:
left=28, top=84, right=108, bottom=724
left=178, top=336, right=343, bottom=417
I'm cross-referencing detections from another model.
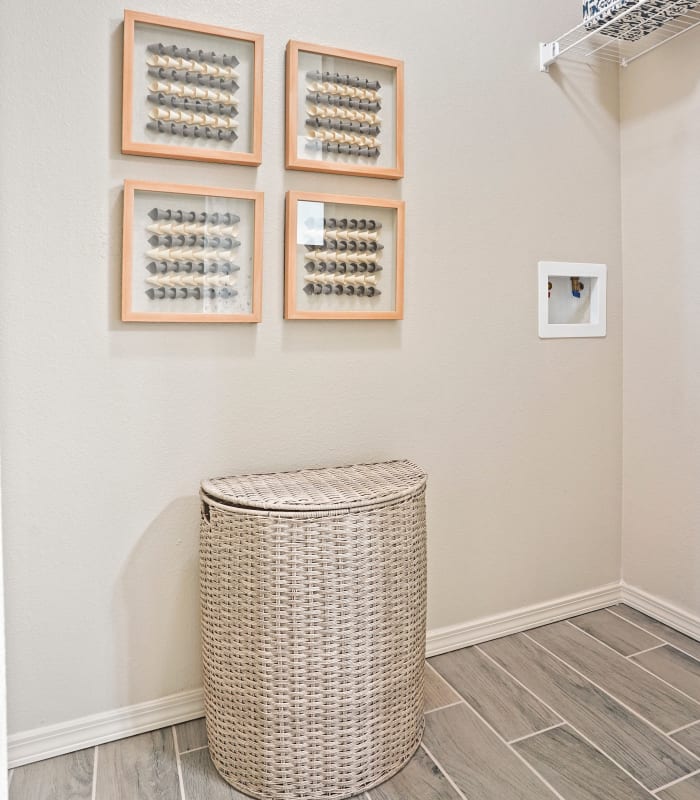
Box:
left=199, top=460, right=427, bottom=800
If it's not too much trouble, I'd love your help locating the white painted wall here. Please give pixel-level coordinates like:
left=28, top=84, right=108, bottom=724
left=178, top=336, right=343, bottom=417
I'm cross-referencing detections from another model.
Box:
left=0, top=0, right=622, bottom=735
left=621, top=26, right=700, bottom=617
left=0, top=461, right=8, bottom=794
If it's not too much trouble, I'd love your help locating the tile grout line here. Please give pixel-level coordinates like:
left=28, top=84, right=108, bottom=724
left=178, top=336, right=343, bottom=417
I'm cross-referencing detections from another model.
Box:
left=627, top=644, right=667, bottom=658
left=91, top=746, right=98, bottom=800
left=425, top=700, right=464, bottom=715
left=565, top=620, right=700, bottom=710
left=179, top=744, right=208, bottom=755
left=423, top=661, right=468, bottom=716
left=608, top=607, right=700, bottom=664
left=581, top=608, right=664, bottom=650
left=419, top=742, right=469, bottom=800
left=530, top=626, right=700, bottom=759
left=668, top=719, right=700, bottom=736
left=427, top=661, right=568, bottom=800
left=651, top=766, right=700, bottom=796
left=425, top=660, right=462, bottom=696
left=478, top=641, right=662, bottom=795
left=430, top=648, right=565, bottom=729
left=474, top=644, right=570, bottom=728
left=172, top=726, right=187, bottom=800
left=607, top=607, right=674, bottom=640
left=521, top=631, right=700, bottom=776
left=508, top=722, right=566, bottom=745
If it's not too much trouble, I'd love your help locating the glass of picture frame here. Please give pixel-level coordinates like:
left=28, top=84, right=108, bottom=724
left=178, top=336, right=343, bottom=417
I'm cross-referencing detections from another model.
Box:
left=286, top=41, right=404, bottom=180
left=285, top=191, right=405, bottom=320
left=122, top=180, right=263, bottom=323
left=122, top=10, right=263, bottom=165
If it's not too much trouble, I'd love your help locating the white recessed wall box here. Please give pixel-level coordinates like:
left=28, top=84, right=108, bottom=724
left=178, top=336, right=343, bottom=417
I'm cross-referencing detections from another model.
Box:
left=538, top=261, right=607, bottom=339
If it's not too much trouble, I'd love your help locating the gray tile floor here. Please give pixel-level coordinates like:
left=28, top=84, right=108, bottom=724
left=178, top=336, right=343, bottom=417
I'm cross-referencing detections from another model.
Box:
left=9, top=604, right=700, bottom=799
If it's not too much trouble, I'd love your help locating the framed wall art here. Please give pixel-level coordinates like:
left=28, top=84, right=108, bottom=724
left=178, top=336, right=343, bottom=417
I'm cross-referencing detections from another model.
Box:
left=122, top=180, right=263, bottom=323
left=122, top=11, right=263, bottom=165
left=285, top=191, right=405, bottom=320
left=286, top=41, right=404, bottom=180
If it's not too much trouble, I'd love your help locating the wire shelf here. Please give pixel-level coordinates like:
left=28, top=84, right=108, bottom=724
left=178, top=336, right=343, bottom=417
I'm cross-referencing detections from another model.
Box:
left=540, top=0, right=700, bottom=70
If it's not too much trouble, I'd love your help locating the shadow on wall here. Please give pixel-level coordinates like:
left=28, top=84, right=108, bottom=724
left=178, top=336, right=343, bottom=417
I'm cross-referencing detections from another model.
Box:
left=619, top=29, right=700, bottom=122
left=548, top=60, right=619, bottom=144
left=114, top=496, right=202, bottom=707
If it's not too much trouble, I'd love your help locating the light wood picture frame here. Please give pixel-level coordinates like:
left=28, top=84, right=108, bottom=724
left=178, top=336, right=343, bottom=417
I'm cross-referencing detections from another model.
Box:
left=285, top=191, right=405, bottom=320
left=122, top=180, right=263, bottom=323
left=286, top=41, right=404, bottom=180
left=122, top=10, right=263, bottom=166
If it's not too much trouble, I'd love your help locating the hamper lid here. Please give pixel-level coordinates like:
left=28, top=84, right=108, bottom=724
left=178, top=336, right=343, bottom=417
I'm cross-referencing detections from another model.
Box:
left=201, top=459, right=426, bottom=512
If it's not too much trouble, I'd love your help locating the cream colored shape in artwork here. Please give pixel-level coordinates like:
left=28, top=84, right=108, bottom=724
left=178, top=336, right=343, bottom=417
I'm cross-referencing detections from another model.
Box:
left=146, top=221, right=239, bottom=237
left=149, top=107, right=239, bottom=129
left=148, top=80, right=239, bottom=105
left=146, top=246, right=240, bottom=262
left=146, top=273, right=238, bottom=288
left=306, top=129, right=380, bottom=147
left=306, top=105, right=381, bottom=125
left=305, top=249, right=380, bottom=264
left=307, top=81, right=379, bottom=102
left=325, top=229, right=379, bottom=242
left=146, top=53, right=239, bottom=79
left=303, top=273, right=378, bottom=287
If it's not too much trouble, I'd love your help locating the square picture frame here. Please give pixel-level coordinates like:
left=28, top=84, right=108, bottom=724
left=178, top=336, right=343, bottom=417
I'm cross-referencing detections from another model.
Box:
left=122, top=180, right=263, bottom=323
left=122, top=10, right=263, bottom=166
left=286, top=41, right=404, bottom=180
left=285, top=191, right=405, bottom=320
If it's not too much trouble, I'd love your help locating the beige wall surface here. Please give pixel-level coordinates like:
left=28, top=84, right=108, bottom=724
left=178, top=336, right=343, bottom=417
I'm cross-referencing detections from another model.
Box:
left=621, top=27, right=700, bottom=617
left=0, top=1, right=622, bottom=734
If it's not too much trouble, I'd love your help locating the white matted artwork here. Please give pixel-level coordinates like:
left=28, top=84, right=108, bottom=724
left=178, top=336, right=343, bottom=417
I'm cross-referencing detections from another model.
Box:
left=122, top=11, right=262, bottom=165
left=122, top=180, right=263, bottom=323
left=286, top=41, right=403, bottom=180
left=285, top=191, right=404, bottom=320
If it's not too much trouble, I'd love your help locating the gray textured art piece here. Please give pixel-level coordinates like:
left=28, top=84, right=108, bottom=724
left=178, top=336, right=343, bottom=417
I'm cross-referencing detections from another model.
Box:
left=304, top=70, right=382, bottom=160
left=306, top=142, right=380, bottom=157
left=306, top=117, right=381, bottom=136
left=147, top=42, right=239, bottom=68
left=146, top=286, right=237, bottom=300
left=144, top=207, right=241, bottom=303
left=302, top=217, right=384, bottom=300
left=324, top=217, right=382, bottom=231
left=317, top=238, right=383, bottom=253
left=306, top=70, right=380, bottom=91
left=146, top=261, right=239, bottom=275
left=146, top=121, right=238, bottom=142
left=146, top=43, right=240, bottom=145
left=147, top=234, right=240, bottom=249
left=304, top=260, right=383, bottom=275
left=146, top=93, right=238, bottom=116
left=147, top=68, right=239, bottom=91
left=306, top=92, right=381, bottom=112
left=147, top=208, right=240, bottom=224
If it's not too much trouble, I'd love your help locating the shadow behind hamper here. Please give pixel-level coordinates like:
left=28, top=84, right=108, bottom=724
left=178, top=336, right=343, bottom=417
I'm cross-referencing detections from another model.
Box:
left=199, top=460, right=427, bottom=800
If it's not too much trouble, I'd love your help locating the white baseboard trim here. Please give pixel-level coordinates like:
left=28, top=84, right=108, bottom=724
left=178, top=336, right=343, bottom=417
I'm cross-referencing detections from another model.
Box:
left=8, top=688, right=205, bottom=769
left=620, top=581, right=700, bottom=642
left=8, top=579, right=634, bottom=769
left=426, top=581, right=622, bottom=657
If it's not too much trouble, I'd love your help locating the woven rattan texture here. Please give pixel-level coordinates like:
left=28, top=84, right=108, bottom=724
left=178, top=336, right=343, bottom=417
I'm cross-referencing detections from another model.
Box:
left=201, top=459, right=426, bottom=512
left=200, top=466, right=427, bottom=800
